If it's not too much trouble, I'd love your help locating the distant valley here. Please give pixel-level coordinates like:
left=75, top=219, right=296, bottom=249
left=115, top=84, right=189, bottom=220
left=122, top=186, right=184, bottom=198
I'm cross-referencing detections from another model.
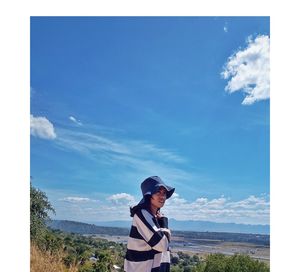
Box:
left=86, top=218, right=269, bottom=235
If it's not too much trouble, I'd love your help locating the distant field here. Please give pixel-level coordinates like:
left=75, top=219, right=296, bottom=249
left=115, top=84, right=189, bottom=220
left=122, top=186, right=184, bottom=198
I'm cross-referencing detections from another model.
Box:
left=50, top=219, right=270, bottom=263
left=171, top=235, right=269, bottom=264
left=50, top=220, right=270, bottom=263
left=86, top=233, right=270, bottom=264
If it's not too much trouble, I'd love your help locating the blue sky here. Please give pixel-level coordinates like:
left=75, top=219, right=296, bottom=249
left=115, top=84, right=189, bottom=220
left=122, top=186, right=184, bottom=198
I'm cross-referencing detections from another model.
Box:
left=30, top=16, right=270, bottom=225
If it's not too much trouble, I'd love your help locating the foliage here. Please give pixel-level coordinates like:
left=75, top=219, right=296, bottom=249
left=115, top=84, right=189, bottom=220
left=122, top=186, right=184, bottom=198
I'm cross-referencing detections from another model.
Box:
left=92, top=251, right=114, bottom=272
left=30, top=182, right=55, bottom=242
left=204, top=254, right=227, bottom=272
left=202, top=253, right=269, bottom=272
left=171, top=255, right=180, bottom=265
left=224, top=254, right=269, bottom=272
left=31, top=228, right=126, bottom=271
left=171, top=252, right=269, bottom=272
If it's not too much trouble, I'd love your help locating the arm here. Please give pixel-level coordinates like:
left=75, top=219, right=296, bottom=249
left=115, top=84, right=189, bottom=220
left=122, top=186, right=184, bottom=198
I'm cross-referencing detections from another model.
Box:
left=157, top=213, right=171, bottom=242
left=133, top=209, right=169, bottom=252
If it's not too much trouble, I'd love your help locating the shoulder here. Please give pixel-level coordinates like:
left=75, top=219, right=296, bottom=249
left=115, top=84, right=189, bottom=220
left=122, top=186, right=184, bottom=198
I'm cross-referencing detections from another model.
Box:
left=133, top=207, right=151, bottom=218
left=133, top=209, right=158, bottom=231
left=140, top=208, right=155, bottom=221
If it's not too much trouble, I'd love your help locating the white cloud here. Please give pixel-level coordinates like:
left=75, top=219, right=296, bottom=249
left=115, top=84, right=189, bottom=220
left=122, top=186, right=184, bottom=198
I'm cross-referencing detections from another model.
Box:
left=69, top=115, right=82, bottom=126
left=206, top=196, right=228, bottom=208
left=167, top=193, right=188, bottom=205
left=221, top=35, right=270, bottom=105
left=30, top=114, right=56, bottom=140
left=228, top=195, right=269, bottom=209
left=51, top=190, right=269, bottom=224
left=107, top=193, right=135, bottom=205
left=164, top=193, right=269, bottom=225
left=195, top=197, right=208, bottom=205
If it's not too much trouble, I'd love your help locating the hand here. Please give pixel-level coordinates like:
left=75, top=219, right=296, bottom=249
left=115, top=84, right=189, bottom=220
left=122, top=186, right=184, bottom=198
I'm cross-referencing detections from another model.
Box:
left=156, top=211, right=164, bottom=219
left=161, top=228, right=171, bottom=242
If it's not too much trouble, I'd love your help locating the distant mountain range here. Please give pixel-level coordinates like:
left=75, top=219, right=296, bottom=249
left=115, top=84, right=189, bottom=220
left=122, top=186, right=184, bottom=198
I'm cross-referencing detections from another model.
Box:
left=59, top=218, right=269, bottom=235
left=169, top=219, right=270, bottom=235
left=48, top=219, right=129, bottom=236
left=47, top=219, right=270, bottom=245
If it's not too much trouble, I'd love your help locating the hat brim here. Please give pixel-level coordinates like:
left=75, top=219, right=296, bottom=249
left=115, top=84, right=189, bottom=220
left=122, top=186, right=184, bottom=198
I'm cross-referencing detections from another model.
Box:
left=152, top=184, right=175, bottom=198
left=138, top=184, right=175, bottom=205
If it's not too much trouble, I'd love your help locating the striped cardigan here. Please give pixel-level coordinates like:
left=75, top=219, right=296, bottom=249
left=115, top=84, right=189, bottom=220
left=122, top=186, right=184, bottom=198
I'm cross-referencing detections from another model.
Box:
left=124, top=208, right=171, bottom=272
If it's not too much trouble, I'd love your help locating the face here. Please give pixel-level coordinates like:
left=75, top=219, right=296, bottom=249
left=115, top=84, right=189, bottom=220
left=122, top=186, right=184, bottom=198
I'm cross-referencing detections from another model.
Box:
left=150, top=187, right=167, bottom=210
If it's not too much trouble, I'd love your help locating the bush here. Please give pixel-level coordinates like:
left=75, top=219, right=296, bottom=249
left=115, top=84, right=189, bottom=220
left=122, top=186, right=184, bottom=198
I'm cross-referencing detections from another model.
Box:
left=92, top=252, right=113, bottom=272
left=202, top=253, right=269, bottom=272
left=225, top=254, right=269, bottom=272
left=204, top=254, right=227, bottom=272
left=171, top=255, right=180, bottom=265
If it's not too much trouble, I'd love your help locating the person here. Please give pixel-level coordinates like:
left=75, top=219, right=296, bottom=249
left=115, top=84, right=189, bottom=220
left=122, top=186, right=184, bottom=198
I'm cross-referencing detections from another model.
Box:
left=124, top=176, right=175, bottom=272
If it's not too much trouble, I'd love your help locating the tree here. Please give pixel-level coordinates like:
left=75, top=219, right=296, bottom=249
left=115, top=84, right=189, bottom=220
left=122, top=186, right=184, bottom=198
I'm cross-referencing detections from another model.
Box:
left=93, top=251, right=113, bottom=272
left=42, top=231, right=63, bottom=254
left=30, top=182, right=55, bottom=241
left=192, top=262, right=206, bottom=272
left=225, top=254, right=269, bottom=272
left=183, top=266, right=193, bottom=272
left=171, top=255, right=180, bottom=265
left=192, top=255, right=200, bottom=263
left=171, top=266, right=183, bottom=272
left=63, top=254, right=77, bottom=268
left=204, top=254, right=227, bottom=272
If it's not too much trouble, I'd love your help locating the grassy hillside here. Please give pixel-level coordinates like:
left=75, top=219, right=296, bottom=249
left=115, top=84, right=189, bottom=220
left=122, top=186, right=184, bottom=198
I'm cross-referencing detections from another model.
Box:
left=31, top=228, right=126, bottom=272
left=31, top=243, right=78, bottom=272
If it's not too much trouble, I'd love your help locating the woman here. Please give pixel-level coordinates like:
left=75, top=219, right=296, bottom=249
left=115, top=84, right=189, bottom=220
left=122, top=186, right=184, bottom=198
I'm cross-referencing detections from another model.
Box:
left=124, top=176, right=175, bottom=272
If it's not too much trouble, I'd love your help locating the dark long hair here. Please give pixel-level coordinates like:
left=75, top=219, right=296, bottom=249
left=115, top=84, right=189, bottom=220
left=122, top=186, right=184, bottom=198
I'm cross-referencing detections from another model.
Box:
left=130, top=195, right=160, bottom=217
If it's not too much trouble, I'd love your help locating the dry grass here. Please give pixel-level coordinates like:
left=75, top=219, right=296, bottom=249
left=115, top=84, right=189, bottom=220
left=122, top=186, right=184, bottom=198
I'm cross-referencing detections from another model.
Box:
left=30, top=244, right=78, bottom=272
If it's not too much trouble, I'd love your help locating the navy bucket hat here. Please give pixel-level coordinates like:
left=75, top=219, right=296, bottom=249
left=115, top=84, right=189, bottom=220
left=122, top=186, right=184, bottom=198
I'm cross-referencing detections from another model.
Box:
left=138, top=176, right=175, bottom=204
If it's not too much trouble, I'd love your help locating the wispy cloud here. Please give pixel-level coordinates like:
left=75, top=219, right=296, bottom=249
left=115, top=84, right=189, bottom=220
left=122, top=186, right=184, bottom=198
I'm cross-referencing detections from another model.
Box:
left=221, top=35, right=270, bottom=105
left=223, top=21, right=229, bottom=33
left=55, top=130, right=131, bottom=156
left=60, top=197, right=98, bottom=203
left=54, top=128, right=191, bottom=185
left=30, top=114, right=56, bottom=140
left=69, top=116, right=82, bottom=126
left=52, top=191, right=269, bottom=225
left=223, top=22, right=228, bottom=33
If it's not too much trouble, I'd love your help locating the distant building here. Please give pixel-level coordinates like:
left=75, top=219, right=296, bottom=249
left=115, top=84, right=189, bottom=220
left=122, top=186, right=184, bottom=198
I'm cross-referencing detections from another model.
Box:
left=113, top=264, right=121, bottom=270
left=89, top=256, right=98, bottom=262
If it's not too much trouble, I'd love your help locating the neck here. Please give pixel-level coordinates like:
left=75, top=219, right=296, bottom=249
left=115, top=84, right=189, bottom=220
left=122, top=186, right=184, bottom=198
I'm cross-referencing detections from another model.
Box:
left=150, top=204, right=158, bottom=216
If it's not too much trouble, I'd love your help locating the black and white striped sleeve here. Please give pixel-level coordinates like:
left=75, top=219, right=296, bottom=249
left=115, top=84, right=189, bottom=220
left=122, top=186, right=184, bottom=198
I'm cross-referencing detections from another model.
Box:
left=133, top=209, right=169, bottom=252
